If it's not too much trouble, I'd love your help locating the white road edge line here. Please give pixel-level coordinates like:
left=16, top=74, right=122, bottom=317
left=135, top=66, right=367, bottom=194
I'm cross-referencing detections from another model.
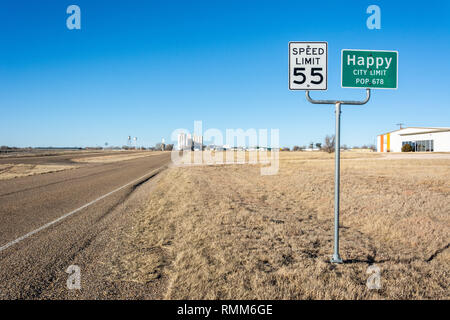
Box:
left=0, top=168, right=161, bottom=253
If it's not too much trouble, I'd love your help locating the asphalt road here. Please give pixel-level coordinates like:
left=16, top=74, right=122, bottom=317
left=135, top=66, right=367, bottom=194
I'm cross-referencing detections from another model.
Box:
left=0, top=152, right=171, bottom=299
left=0, top=150, right=140, bottom=165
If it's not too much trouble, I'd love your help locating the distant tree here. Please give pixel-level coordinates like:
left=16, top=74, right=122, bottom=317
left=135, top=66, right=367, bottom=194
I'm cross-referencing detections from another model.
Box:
left=155, top=143, right=162, bottom=151
left=165, top=144, right=174, bottom=151
left=293, top=145, right=301, bottom=151
left=341, top=144, right=348, bottom=150
left=281, top=147, right=290, bottom=151
left=368, top=144, right=376, bottom=152
left=309, top=142, right=314, bottom=149
left=323, top=135, right=335, bottom=153
left=315, top=143, right=322, bottom=149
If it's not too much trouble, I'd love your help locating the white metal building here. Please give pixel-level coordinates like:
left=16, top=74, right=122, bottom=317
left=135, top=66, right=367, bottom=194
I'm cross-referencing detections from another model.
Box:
left=177, top=133, right=203, bottom=150
left=377, top=127, right=450, bottom=152
left=177, top=133, right=187, bottom=151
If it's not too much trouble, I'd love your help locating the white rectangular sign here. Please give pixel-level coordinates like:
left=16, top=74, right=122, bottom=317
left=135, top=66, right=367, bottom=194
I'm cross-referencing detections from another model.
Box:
left=289, top=41, right=327, bottom=90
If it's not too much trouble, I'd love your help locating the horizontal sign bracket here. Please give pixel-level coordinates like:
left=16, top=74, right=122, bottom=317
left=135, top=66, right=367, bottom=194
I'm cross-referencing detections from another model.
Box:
left=305, top=88, right=371, bottom=105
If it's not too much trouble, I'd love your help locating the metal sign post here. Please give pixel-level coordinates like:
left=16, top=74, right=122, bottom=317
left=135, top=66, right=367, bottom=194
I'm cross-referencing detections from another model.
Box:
left=305, top=89, right=371, bottom=263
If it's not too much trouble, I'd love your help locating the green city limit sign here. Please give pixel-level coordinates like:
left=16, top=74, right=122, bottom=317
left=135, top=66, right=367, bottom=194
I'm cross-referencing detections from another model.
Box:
left=341, top=49, right=398, bottom=89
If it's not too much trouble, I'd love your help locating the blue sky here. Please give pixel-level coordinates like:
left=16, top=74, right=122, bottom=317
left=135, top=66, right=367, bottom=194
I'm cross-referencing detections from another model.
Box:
left=1, top=0, right=449, bottom=148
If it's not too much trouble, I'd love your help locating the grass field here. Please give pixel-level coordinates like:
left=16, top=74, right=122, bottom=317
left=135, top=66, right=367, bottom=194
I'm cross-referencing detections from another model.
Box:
left=108, top=151, right=449, bottom=299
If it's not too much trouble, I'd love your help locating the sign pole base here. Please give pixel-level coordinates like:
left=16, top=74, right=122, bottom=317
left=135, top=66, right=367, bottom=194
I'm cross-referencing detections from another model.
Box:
left=331, top=254, right=343, bottom=264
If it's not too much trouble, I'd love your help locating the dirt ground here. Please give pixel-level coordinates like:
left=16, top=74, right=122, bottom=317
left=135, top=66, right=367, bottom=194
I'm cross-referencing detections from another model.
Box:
left=0, top=164, right=78, bottom=180
left=108, top=151, right=449, bottom=299
left=380, top=152, right=450, bottom=160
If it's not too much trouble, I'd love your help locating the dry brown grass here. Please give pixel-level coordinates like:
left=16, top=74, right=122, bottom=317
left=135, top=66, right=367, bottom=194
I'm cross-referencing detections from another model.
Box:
left=110, top=151, right=449, bottom=299
left=72, top=151, right=165, bottom=163
left=0, top=164, right=78, bottom=180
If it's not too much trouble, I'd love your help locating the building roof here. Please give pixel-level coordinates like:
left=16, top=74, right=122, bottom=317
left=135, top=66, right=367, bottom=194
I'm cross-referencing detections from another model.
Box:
left=399, top=128, right=450, bottom=136
left=377, top=127, right=450, bottom=136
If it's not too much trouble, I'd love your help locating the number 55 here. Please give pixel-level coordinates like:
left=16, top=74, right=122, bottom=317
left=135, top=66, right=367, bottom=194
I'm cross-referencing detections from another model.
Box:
left=293, top=67, right=323, bottom=85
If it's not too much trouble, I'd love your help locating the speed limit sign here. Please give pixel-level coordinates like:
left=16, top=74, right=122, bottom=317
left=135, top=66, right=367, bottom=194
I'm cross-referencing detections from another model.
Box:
left=289, top=42, right=327, bottom=90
